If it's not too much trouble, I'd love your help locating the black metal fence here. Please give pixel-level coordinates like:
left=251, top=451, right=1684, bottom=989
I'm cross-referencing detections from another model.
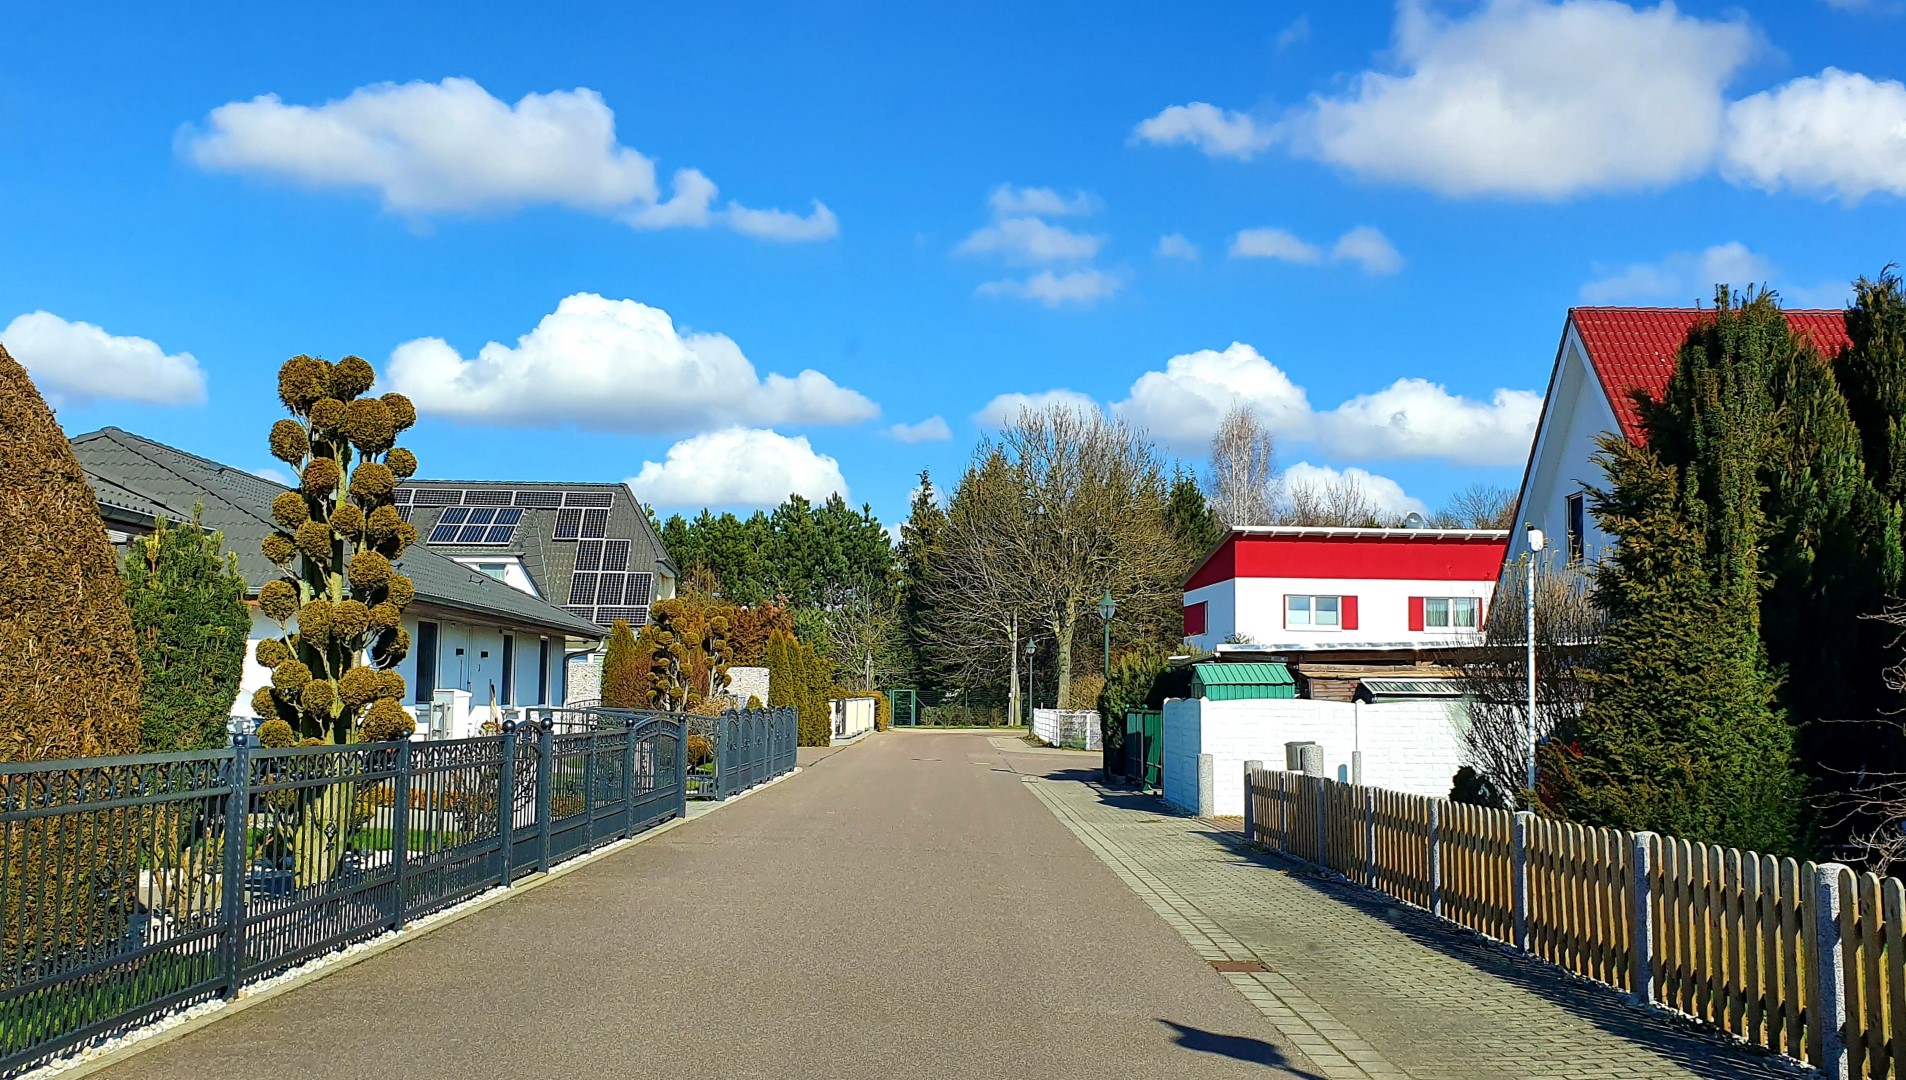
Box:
left=0, top=710, right=694, bottom=1076
left=684, top=707, right=798, bottom=801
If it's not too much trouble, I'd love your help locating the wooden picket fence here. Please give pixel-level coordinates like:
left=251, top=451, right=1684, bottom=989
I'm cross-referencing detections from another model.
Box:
left=1244, top=767, right=1906, bottom=1079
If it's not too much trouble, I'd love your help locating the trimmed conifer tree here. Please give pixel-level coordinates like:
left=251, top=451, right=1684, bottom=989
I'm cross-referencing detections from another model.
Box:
left=601, top=619, right=643, bottom=708
left=124, top=511, right=251, bottom=751
left=0, top=344, right=142, bottom=760
left=251, top=355, right=420, bottom=745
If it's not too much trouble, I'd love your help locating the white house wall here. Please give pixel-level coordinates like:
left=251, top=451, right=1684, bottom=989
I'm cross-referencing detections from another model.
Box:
left=1186, top=576, right=1492, bottom=650
left=1512, top=330, right=1622, bottom=570
left=1161, top=697, right=1471, bottom=815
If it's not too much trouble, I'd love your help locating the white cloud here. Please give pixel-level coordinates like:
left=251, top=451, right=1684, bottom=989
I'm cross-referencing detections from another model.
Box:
left=384, top=292, right=876, bottom=434
left=627, top=427, right=848, bottom=509
left=888, top=416, right=953, bottom=442
left=1330, top=226, right=1405, bottom=275
left=1132, top=102, right=1277, bottom=160
left=181, top=77, right=836, bottom=239
left=1276, top=15, right=1312, bottom=50
left=1231, top=225, right=1404, bottom=274
left=989, top=184, right=1096, bottom=217
left=1231, top=228, right=1322, bottom=263
left=973, top=389, right=1102, bottom=428
left=1317, top=379, right=1542, bottom=466
left=976, top=269, right=1124, bottom=308
left=1021, top=340, right=1538, bottom=465
left=1722, top=68, right=1906, bottom=203
left=1580, top=242, right=1774, bottom=303
left=1282, top=461, right=1428, bottom=518
left=1155, top=233, right=1200, bottom=261
left=253, top=466, right=292, bottom=486
left=2, top=311, right=207, bottom=407
left=1282, top=0, right=1757, bottom=198
left=957, top=217, right=1103, bottom=264
left=1115, top=343, right=1312, bottom=447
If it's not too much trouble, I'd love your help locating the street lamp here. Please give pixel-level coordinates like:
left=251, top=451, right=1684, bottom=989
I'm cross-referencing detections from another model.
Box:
left=1098, top=590, right=1117, bottom=680
left=1524, top=523, right=1546, bottom=798
left=1025, top=636, right=1037, bottom=719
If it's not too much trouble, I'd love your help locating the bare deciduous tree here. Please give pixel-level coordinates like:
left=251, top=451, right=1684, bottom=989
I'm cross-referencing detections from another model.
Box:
left=923, top=405, right=1182, bottom=709
left=1432, top=484, right=1520, bottom=530
left=1280, top=471, right=1399, bottom=528
left=1828, top=602, right=1906, bottom=872
left=1446, top=556, right=1602, bottom=808
left=1205, top=404, right=1279, bottom=527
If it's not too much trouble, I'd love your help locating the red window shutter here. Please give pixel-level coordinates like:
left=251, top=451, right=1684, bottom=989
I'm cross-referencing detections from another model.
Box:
left=1408, top=597, right=1425, bottom=632
left=1183, top=602, right=1207, bottom=637
left=1341, top=595, right=1358, bottom=631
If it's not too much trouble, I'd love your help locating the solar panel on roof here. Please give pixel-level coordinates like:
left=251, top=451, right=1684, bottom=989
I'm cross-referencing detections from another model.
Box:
left=439, top=507, right=470, bottom=524
left=567, top=573, right=598, bottom=606
left=602, top=539, right=630, bottom=572
left=596, top=574, right=624, bottom=606
left=575, top=539, right=603, bottom=571
left=625, top=572, right=653, bottom=607
left=580, top=509, right=609, bottom=538
left=463, top=490, right=512, bottom=506
left=563, top=491, right=615, bottom=508
left=427, top=521, right=463, bottom=543
left=393, top=488, right=415, bottom=504
left=553, top=508, right=584, bottom=540
left=514, top=491, right=562, bottom=508
left=414, top=489, right=461, bottom=507
left=594, top=606, right=648, bottom=626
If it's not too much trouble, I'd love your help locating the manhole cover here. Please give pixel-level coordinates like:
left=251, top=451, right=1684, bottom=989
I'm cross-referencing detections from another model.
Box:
left=1209, top=960, right=1267, bottom=973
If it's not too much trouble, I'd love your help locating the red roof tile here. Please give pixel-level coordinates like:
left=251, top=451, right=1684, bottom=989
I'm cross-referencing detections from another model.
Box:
left=1569, top=307, right=1853, bottom=444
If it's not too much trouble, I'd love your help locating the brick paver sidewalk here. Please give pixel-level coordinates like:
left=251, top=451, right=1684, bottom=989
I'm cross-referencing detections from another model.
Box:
left=1018, top=770, right=1803, bottom=1080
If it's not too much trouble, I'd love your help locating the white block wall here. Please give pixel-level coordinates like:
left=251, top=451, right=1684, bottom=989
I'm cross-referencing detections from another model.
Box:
left=831, top=697, right=875, bottom=741
left=1161, top=697, right=1471, bottom=815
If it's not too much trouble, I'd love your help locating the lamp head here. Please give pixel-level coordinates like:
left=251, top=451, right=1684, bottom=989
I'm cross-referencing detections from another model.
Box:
left=1098, top=589, right=1117, bottom=621
left=1525, top=523, right=1546, bottom=553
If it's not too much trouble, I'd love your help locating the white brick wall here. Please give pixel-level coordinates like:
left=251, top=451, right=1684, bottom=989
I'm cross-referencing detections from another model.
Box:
left=1161, top=697, right=1471, bottom=815
left=1032, top=709, right=1101, bottom=750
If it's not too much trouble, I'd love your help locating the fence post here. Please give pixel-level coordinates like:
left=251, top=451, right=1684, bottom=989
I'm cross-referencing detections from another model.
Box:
left=582, top=729, right=597, bottom=852
left=1816, top=862, right=1851, bottom=1079
left=1630, top=831, right=1657, bottom=1004
left=1428, top=800, right=1444, bottom=919
left=497, top=726, right=517, bottom=886
left=622, top=719, right=637, bottom=839
left=1314, top=778, right=1328, bottom=868
left=1364, top=787, right=1377, bottom=888
left=1512, top=811, right=1533, bottom=953
left=390, top=738, right=412, bottom=929
left=1196, top=753, right=1215, bottom=818
left=535, top=721, right=553, bottom=875
left=1243, top=761, right=1262, bottom=844
left=220, top=732, right=251, bottom=999
left=675, top=717, right=689, bottom=820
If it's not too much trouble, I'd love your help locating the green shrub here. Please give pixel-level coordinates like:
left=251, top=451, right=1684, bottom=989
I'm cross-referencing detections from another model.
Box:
left=602, top=619, right=643, bottom=708
left=124, top=511, right=250, bottom=751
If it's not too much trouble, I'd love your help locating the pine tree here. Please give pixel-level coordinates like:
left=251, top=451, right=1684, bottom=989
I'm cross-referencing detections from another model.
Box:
left=0, top=344, right=141, bottom=760
left=124, top=511, right=251, bottom=751
left=1165, top=469, right=1224, bottom=557
left=601, top=619, right=643, bottom=708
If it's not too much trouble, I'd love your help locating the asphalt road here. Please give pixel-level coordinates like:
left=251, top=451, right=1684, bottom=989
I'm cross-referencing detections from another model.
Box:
left=95, top=731, right=1316, bottom=1080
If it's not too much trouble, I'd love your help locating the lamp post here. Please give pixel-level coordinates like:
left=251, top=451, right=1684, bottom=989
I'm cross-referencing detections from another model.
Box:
left=1025, top=636, right=1037, bottom=720
left=1097, top=590, right=1117, bottom=681
left=1524, top=523, right=1546, bottom=798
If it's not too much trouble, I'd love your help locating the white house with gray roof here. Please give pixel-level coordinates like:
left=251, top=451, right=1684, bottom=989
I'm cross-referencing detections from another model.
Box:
left=72, top=428, right=606, bottom=737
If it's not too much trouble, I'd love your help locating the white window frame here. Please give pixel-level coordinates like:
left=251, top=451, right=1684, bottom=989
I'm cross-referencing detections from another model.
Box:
left=1285, top=594, right=1342, bottom=629
left=1423, top=596, right=1481, bottom=630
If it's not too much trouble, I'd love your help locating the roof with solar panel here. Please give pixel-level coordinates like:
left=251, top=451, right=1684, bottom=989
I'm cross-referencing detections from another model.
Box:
left=396, top=480, right=676, bottom=632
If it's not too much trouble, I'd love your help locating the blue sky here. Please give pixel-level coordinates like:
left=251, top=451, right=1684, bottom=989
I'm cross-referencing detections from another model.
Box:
left=4, top=0, right=1904, bottom=528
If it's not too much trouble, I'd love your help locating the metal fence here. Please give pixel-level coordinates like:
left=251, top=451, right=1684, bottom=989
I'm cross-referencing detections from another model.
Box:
left=0, top=710, right=689, bottom=1076
left=683, top=707, right=798, bottom=801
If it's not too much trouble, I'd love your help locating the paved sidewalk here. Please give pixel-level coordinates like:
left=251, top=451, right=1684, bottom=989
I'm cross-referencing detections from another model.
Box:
left=1013, top=763, right=1801, bottom=1080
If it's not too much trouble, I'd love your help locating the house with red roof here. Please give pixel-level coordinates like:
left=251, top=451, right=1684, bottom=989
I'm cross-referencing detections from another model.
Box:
left=1506, top=307, right=1852, bottom=568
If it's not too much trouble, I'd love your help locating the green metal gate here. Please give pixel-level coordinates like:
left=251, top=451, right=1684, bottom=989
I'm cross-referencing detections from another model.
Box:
left=1123, top=708, right=1162, bottom=790
left=889, top=689, right=919, bottom=726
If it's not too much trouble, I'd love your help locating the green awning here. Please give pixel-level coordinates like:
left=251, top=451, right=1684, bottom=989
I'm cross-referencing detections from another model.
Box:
left=1191, top=662, right=1296, bottom=701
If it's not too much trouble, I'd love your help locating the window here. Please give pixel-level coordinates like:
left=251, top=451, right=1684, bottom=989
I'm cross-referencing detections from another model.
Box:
left=501, top=635, right=515, bottom=705
left=1183, top=602, right=1208, bottom=637
left=1422, top=597, right=1481, bottom=630
left=1286, top=595, right=1342, bottom=628
left=536, top=639, right=550, bottom=706
left=1566, top=492, right=1586, bottom=561
left=415, top=621, right=440, bottom=704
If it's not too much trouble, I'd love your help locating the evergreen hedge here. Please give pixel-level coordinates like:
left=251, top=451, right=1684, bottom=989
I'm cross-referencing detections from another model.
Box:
left=124, top=512, right=250, bottom=752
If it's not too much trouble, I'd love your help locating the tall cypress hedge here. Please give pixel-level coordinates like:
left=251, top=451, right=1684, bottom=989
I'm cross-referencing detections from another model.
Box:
left=0, top=344, right=141, bottom=760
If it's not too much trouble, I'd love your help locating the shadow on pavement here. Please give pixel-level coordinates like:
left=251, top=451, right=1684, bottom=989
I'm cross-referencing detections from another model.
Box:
left=1190, top=829, right=1795, bottom=1080
left=1037, top=768, right=1181, bottom=814
left=1156, top=1020, right=1324, bottom=1078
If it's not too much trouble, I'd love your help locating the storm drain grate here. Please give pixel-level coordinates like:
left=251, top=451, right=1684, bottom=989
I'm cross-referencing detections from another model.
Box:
left=1209, top=960, right=1267, bottom=973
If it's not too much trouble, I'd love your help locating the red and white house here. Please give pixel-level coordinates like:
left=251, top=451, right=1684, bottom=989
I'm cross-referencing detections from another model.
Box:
left=1507, top=307, right=1853, bottom=569
left=1181, top=526, right=1512, bottom=651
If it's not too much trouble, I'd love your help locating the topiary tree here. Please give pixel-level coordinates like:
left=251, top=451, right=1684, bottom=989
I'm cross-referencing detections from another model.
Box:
left=637, top=598, right=732, bottom=711
left=124, top=510, right=251, bottom=751
left=250, top=354, right=420, bottom=745
left=601, top=619, right=643, bottom=708
left=0, top=344, right=142, bottom=760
